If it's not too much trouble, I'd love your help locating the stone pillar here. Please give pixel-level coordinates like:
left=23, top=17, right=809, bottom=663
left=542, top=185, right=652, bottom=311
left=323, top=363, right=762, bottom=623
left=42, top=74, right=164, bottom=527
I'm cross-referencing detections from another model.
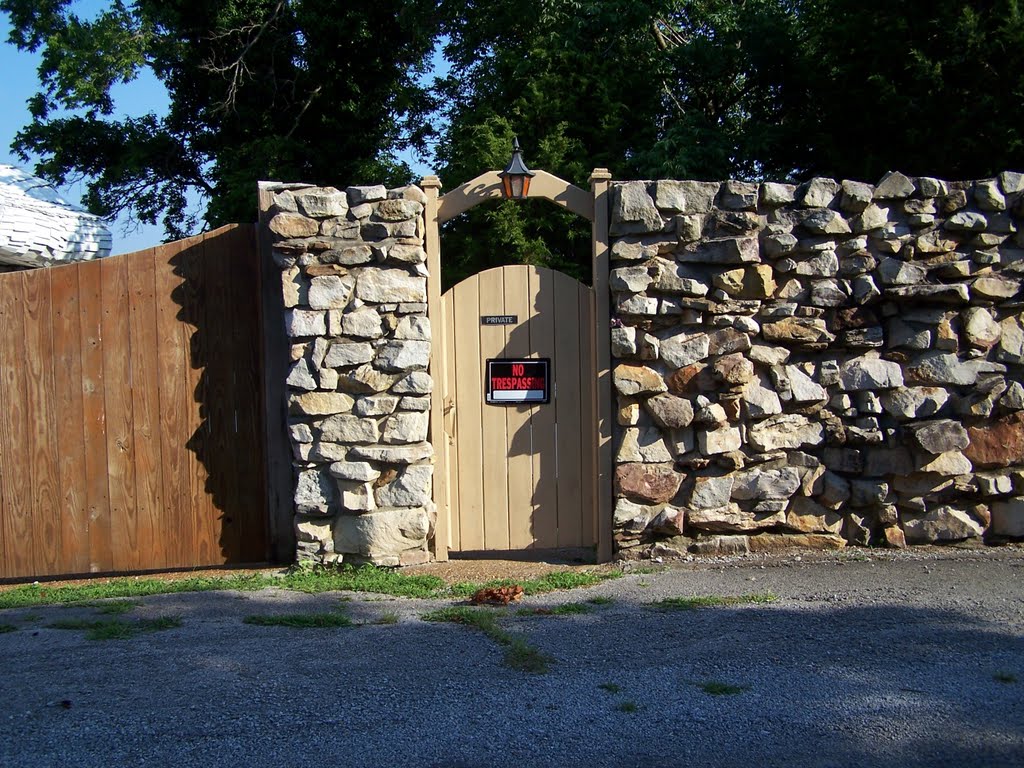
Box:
left=262, top=182, right=435, bottom=566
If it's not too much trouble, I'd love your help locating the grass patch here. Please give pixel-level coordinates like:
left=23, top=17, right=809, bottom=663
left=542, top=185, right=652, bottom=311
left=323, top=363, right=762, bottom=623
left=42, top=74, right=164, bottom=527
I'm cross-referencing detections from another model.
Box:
left=0, top=565, right=446, bottom=610
left=504, top=636, right=552, bottom=673
left=994, top=672, right=1018, bottom=684
left=587, top=596, right=614, bottom=606
left=0, top=566, right=620, bottom=612
left=516, top=603, right=592, bottom=617
left=699, top=680, right=748, bottom=696
left=374, top=612, right=400, bottom=625
left=598, top=682, right=621, bottom=694
left=647, top=593, right=777, bottom=612
left=617, top=701, right=638, bottom=713
left=449, top=570, right=621, bottom=600
left=243, top=613, right=354, bottom=629
left=0, top=623, right=16, bottom=633
left=49, top=616, right=181, bottom=641
left=422, top=606, right=553, bottom=673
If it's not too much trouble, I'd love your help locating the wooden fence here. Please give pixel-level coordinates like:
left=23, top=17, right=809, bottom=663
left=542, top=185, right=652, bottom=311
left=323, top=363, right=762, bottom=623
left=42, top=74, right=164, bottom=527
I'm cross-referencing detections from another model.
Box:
left=0, top=225, right=269, bottom=580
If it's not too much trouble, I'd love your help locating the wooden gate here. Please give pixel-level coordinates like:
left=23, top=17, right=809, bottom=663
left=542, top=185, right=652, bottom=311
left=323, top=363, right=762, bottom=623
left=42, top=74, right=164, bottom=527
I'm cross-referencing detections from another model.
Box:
left=0, top=225, right=269, bottom=580
left=440, top=265, right=596, bottom=552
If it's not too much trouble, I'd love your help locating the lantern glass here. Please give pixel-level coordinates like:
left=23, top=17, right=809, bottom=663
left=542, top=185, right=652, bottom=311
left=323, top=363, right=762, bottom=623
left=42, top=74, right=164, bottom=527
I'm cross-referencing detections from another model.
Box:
left=500, top=138, right=535, bottom=200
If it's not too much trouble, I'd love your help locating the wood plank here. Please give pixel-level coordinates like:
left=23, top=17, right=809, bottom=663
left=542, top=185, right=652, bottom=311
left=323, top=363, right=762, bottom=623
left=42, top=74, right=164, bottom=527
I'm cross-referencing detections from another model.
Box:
left=528, top=267, right=559, bottom=548
left=478, top=268, right=510, bottom=550
left=201, top=227, right=239, bottom=563
left=227, top=225, right=268, bottom=563
left=0, top=275, right=33, bottom=578
left=452, top=275, right=485, bottom=550
left=501, top=266, right=536, bottom=549
left=127, top=249, right=167, bottom=570
left=101, top=256, right=138, bottom=572
left=78, top=261, right=112, bottom=572
left=552, top=271, right=584, bottom=548
left=154, top=237, right=191, bottom=568
left=21, top=269, right=62, bottom=575
left=49, top=264, right=89, bottom=575
left=179, top=234, right=217, bottom=566
left=442, top=290, right=460, bottom=551
left=579, top=283, right=597, bottom=548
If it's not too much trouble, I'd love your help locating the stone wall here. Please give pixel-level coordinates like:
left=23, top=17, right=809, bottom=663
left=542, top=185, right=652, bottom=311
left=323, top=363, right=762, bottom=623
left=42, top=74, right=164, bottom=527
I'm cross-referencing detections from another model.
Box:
left=609, top=171, right=1024, bottom=557
left=263, top=182, right=435, bottom=566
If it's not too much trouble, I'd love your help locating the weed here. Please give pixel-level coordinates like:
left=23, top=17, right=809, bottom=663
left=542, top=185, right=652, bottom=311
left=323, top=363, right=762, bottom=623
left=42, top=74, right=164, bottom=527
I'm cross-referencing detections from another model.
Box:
left=617, top=701, right=638, bottom=713
left=374, top=612, right=400, bottom=625
left=0, top=624, right=16, bottom=634
left=647, top=593, right=777, bottom=612
left=243, top=613, right=354, bottom=629
left=49, top=617, right=181, bottom=641
left=598, top=682, right=621, bottom=694
left=699, top=680, right=748, bottom=696
left=587, top=596, right=614, bottom=606
left=504, top=637, right=553, bottom=673
left=994, top=672, right=1018, bottom=684
left=516, top=603, right=592, bottom=617
left=422, top=606, right=553, bottom=673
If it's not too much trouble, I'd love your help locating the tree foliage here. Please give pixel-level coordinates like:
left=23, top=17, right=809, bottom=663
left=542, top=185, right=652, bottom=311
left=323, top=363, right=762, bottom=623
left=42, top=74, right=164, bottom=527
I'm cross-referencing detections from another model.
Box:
left=434, top=0, right=1024, bottom=285
left=2, top=0, right=438, bottom=238
left=5, top=0, right=1024, bottom=272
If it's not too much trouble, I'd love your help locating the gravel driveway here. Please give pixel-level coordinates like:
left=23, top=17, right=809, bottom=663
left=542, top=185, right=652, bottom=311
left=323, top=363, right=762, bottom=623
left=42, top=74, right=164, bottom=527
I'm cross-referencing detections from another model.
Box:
left=1, top=548, right=1022, bottom=768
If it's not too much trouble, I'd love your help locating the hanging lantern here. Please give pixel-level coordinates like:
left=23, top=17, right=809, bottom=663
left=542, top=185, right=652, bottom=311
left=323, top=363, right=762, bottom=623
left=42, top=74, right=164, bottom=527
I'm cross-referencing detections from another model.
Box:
left=499, top=137, right=536, bottom=199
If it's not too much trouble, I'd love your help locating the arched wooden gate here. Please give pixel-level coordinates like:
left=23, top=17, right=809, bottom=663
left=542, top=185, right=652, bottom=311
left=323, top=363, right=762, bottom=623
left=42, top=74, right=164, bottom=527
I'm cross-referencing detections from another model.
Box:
left=421, top=168, right=615, bottom=561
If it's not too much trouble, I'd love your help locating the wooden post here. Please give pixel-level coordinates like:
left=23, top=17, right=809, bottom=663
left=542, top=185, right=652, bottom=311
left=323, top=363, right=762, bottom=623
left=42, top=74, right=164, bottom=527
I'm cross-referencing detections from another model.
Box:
left=589, top=169, right=614, bottom=563
left=256, top=183, right=296, bottom=564
left=422, top=175, right=450, bottom=562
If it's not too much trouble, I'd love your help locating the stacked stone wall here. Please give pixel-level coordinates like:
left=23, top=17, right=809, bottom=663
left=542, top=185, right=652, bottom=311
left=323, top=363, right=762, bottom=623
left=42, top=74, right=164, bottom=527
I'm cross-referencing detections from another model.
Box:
left=264, top=182, right=434, bottom=566
left=610, top=171, right=1024, bottom=557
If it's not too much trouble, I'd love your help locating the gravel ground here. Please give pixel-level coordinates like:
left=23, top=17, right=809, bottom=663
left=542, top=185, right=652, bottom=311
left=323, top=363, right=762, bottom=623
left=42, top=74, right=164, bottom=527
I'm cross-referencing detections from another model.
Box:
left=1, top=547, right=1022, bottom=768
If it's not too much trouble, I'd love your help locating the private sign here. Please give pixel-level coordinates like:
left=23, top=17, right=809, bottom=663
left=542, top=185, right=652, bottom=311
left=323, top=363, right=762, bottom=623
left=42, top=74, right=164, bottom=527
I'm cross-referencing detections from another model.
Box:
left=485, top=359, right=550, bottom=404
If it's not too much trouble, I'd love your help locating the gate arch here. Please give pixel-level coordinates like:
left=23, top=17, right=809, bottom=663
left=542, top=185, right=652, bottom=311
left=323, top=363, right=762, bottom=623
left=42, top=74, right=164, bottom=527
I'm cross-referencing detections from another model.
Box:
left=421, top=167, right=614, bottom=561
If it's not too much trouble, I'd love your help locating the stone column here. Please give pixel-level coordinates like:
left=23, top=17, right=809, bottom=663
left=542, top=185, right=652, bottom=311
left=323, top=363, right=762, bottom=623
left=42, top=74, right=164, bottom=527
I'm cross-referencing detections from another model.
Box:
left=262, top=182, right=435, bottom=566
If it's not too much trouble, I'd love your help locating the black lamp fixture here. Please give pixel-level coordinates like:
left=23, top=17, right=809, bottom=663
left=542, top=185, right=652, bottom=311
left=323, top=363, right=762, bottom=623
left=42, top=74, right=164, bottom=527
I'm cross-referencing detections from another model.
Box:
left=499, top=137, right=536, bottom=200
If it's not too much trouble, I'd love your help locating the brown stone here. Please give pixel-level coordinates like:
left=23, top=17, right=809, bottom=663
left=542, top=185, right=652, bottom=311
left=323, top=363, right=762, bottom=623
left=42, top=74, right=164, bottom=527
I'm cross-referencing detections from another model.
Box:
left=964, top=412, right=1024, bottom=468
left=305, top=264, right=349, bottom=277
left=613, top=364, right=667, bottom=396
left=761, top=318, right=836, bottom=347
left=644, top=393, right=695, bottom=428
left=831, top=307, right=880, bottom=331
left=615, top=463, right=682, bottom=504
left=650, top=506, right=686, bottom=536
left=269, top=212, right=318, bottom=238
left=665, top=363, right=706, bottom=395
left=707, top=328, right=751, bottom=355
left=882, top=525, right=907, bottom=548
left=712, top=353, right=754, bottom=387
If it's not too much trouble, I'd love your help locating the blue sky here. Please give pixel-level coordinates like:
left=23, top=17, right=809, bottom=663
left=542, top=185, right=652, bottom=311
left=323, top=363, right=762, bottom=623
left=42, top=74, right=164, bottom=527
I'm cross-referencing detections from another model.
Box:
left=1, top=2, right=438, bottom=255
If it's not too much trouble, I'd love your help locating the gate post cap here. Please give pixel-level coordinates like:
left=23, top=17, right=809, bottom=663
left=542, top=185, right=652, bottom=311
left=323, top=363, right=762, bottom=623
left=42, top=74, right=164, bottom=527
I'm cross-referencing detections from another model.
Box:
left=420, top=175, right=443, bottom=190
left=589, top=168, right=612, bottom=183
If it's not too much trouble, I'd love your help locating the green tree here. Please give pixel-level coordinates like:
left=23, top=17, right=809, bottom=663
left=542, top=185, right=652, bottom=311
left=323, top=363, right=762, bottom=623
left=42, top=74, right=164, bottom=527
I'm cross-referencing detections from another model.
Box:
left=3, top=0, right=439, bottom=238
left=433, top=0, right=1024, bottom=286
left=433, top=0, right=803, bottom=285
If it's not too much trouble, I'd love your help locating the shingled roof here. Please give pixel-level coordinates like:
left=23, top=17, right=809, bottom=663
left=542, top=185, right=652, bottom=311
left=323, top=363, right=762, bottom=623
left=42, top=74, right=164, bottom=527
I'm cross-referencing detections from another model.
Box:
left=0, top=165, right=112, bottom=268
